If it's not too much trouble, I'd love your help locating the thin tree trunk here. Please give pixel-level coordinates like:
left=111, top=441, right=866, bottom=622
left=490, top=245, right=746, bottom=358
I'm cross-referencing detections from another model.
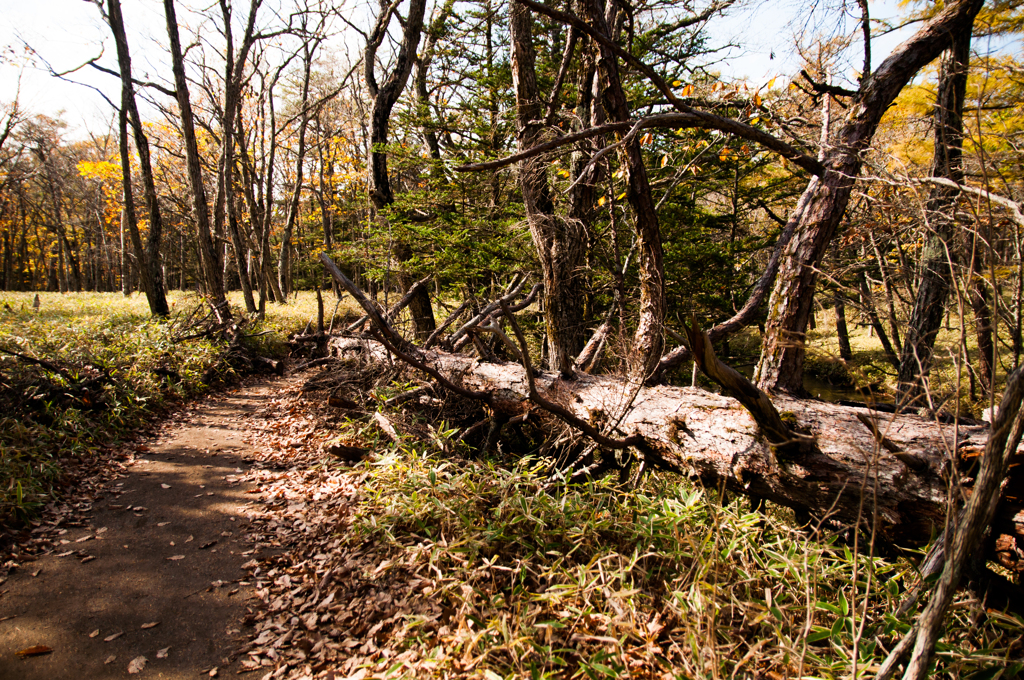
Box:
left=897, top=17, right=975, bottom=402
left=365, top=0, right=435, bottom=339
left=279, top=36, right=316, bottom=301
left=581, top=0, right=665, bottom=384
left=969, top=241, right=994, bottom=395
left=107, top=0, right=170, bottom=315
left=510, top=0, right=586, bottom=376
left=163, top=0, right=230, bottom=321
left=859, top=272, right=900, bottom=368
left=835, top=292, right=853, bottom=362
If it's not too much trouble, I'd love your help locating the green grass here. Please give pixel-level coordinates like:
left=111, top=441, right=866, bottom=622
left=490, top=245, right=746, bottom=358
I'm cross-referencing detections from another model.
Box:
left=803, top=308, right=1010, bottom=417
left=327, top=433, right=1024, bottom=679
left=0, top=290, right=343, bottom=524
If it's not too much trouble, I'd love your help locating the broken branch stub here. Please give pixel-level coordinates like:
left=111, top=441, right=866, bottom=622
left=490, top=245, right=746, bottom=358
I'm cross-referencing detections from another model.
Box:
left=682, top=316, right=812, bottom=457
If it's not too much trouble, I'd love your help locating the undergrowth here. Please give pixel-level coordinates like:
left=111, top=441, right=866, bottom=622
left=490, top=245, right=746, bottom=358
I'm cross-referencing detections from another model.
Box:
left=338, top=439, right=1024, bottom=679
left=0, top=291, right=302, bottom=524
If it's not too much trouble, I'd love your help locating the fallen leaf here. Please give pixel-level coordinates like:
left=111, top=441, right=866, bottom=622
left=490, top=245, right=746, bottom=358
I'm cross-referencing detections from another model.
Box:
left=141, top=622, right=159, bottom=629
left=81, top=555, right=96, bottom=563
left=156, top=646, right=170, bottom=659
left=128, top=655, right=147, bottom=674
left=54, top=551, right=74, bottom=557
left=89, top=629, right=100, bottom=638
left=167, top=555, right=185, bottom=561
left=157, top=522, right=170, bottom=527
left=105, top=655, right=116, bottom=664
left=104, top=631, right=123, bottom=642
left=200, top=540, right=217, bottom=550
left=161, top=484, right=171, bottom=489
left=185, top=535, right=194, bottom=543
left=15, top=645, right=52, bottom=657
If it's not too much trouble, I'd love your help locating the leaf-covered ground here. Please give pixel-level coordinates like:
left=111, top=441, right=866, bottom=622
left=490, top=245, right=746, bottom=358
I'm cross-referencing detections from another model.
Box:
left=233, top=363, right=1024, bottom=680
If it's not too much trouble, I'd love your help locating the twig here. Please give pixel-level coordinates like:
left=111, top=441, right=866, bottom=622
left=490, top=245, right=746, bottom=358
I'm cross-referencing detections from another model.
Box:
left=423, top=300, right=470, bottom=350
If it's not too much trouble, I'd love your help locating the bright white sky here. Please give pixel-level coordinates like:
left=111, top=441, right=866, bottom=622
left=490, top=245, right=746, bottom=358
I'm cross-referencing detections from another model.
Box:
left=0, top=0, right=918, bottom=139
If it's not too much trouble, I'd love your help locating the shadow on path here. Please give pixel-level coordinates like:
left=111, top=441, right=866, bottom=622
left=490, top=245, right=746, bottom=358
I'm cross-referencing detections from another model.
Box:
left=0, top=381, right=286, bottom=679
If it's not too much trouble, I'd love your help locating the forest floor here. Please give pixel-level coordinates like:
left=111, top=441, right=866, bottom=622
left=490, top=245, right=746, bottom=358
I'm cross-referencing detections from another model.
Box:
left=2, top=293, right=1022, bottom=679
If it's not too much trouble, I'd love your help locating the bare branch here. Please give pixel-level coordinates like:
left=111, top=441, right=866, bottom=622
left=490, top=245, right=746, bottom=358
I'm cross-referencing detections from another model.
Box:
left=457, top=112, right=825, bottom=177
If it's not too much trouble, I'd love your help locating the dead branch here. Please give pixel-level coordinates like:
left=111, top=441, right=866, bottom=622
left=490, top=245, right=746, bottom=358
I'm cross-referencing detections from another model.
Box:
left=320, top=253, right=411, bottom=352
left=423, top=300, right=471, bottom=350
left=448, top=282, right=541, bottom=351
left=344, top=276, right=431, bottom=335
left=681, top=316, right=811, bottom=456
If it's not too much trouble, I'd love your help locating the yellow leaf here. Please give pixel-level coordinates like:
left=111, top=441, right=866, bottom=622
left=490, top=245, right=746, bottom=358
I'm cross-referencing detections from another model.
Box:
left=766, top=77, right=777, bottom=90
left=672, top=80, right=682, bottom=87
left=661, top=155, right=669, bottom=168
left=754, top=93, right=762, bottom=107
left=557, top=169, right=570, bottom=178
left=640, top=132, right=653, bottom=145
left=598, top=196, right=607, bottom=207
left=682, top=84, right=694, bottom=97
left=617, top=191, right=628, bottom=200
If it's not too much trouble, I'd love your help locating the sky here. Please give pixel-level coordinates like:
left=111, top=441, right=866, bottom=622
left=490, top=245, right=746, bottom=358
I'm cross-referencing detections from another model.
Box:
left=0, top=0, right=928, bottom=140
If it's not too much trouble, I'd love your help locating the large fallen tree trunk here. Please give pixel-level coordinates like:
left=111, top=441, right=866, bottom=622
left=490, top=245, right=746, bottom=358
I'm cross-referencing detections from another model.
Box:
left=326, top=335, right=1024, bottom=562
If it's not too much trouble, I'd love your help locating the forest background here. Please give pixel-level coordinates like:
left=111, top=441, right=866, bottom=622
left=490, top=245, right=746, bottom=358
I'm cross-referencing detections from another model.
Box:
left=2, top=0, right=1023, bottom=407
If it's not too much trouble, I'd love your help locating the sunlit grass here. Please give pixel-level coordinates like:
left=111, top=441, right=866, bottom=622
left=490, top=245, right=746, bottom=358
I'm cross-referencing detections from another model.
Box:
left=333, top=436, right=1024, bottom=679
left=805, top=307, right=1011, bottom=416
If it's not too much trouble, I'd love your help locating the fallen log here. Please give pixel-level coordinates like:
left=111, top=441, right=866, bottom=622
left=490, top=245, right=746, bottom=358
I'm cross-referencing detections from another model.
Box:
left=326, top=335, right=1024, bottom=558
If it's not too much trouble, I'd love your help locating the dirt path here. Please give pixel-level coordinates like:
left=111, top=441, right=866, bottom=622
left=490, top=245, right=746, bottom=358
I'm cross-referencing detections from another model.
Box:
left=0, top=377, right=299, bottom=679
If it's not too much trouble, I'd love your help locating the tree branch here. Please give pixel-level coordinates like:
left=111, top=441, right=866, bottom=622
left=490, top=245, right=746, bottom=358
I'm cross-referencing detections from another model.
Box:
left=456, top=112, right=825, bottom=177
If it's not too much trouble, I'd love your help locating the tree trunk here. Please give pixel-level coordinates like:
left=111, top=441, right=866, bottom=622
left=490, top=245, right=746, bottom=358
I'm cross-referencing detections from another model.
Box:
left=858, top=270, right=899, bottom=367
left=213, top=0, right=260, bottom=315
left=582, top=0, right=665, bottom=384
left=365, top=0, right=435, bottom=339
left=969, top=244, right=994, bottom=395
left=279, top=35, right=316, bottom=301
left=755, top=0, right=983, bottom=395
left=107, top=0, right=170, bottom=317
left=835, top=292, right=853, bottom=362
left=162, top=0, right=230, bottom=321
left=510, top=0, right=586, bottom=376
left=897, top=16, right=975, bottom=403
left=116, top=100, right=151, bottom=304
left=327, top=335, right=1024, bottom=565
